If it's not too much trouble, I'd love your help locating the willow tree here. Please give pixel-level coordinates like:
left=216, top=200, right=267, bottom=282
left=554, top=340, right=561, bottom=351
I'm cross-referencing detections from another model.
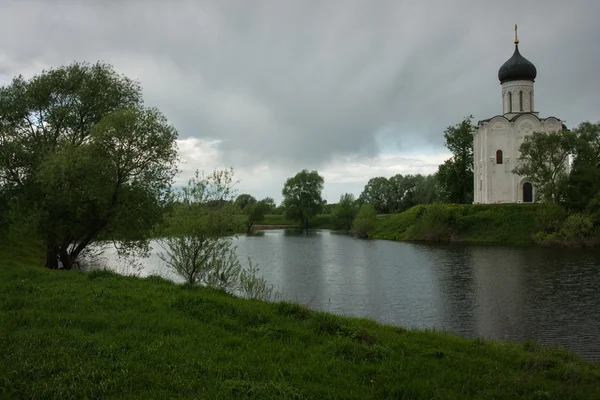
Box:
left=0, top=62, right=178, bottom=269
left=282, top=169, right=324, bottom=230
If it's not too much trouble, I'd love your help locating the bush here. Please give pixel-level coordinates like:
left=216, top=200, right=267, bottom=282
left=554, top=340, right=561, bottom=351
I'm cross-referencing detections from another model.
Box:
left=405, top=203, right=451, bottom=241
left=353, top=204, right=377, bottom=238
left=533, top=213, right=599, bottom=247
left=239, top=258, right=276, bottom=301
left=535, top=203, right=567, bottom=232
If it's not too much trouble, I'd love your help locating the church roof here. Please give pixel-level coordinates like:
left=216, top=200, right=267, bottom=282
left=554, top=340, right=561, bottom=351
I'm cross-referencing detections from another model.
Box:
left=477, top=113, right=563, bottom=126
left=498, top=44, right=537, bottom=83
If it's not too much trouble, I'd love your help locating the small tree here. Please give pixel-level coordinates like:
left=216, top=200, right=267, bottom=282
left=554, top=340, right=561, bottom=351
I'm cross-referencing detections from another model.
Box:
left=245, top=199, right=269, bottom=232
left=353, top=204, right=377, bottom=239
left=331, top=193, right=358, bottom=232
left=282, top=169, right=324, bottom=230
left=160, top=169, right=276, bottom=300
left=160, top=169, right=242, bottom=287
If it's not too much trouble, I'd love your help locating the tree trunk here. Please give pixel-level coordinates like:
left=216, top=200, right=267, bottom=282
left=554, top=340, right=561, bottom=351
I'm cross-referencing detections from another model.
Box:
left=45, top=242, right=59, bottom=269
left=58, top=249, right=73, bottom=270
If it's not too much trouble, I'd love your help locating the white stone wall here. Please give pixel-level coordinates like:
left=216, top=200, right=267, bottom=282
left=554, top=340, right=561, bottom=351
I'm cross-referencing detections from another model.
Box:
left=474, top=114, right=563, bottom=204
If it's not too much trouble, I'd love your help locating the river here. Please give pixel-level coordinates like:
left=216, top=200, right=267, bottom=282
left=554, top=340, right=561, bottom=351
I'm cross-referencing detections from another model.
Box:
left=94, top=229, right=600, bottom=361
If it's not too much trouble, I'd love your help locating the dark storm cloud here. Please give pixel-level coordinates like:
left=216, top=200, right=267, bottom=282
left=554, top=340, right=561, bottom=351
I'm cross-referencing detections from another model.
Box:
left=1, top=0, right=599, bottom=171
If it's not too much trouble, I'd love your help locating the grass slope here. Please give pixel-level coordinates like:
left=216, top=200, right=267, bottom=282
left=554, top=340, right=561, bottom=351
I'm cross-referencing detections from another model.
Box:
left=373, top=204, right=541, bottom=245
left=2, top=237, right=599, bottom=399
left=258, top=214, right=334, bottom=229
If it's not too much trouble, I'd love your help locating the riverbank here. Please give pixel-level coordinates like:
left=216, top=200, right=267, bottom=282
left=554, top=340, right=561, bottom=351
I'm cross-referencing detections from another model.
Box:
left=250, top=204, right=600, bottom=247
left=2, top=237, right=599, bottom=399
left=257, top=205, right=543, bottom=245
left=372, top=203, right=542, bottom=245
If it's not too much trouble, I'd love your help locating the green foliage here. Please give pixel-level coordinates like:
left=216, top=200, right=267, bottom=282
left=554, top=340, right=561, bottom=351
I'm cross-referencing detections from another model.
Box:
left=244, top=199, right=269, bottom=232
left=282, top=169, right=324, bottom=230
left=261, top=196, right=276, bottom=213
left=513, top=130, right=576, bottom=204
left=0, top=62, right=178, bottom=269
left=353, top=204, right=377, bottom=238
left=412, top=174, right=440, bottom=205
left=373, top=204, right=542, bottom=244
left=2, top=244, right=599, bottom=399
left=160, top=169, right=242, bottom=286
left=257, top=214, right=333, bottom=229
left=359, top=174, right=439, bottom=214
left=533, top=213, right=600, bottom=247
left=568, top=122, right=600, bottom=211
left=234, top=193, right=256, bottom=210
left=359, top=177, right=391, bottom=213
left=239, top=258, right=276, bottom=301
left=405, top=204, right=452, bottom=241
left=160, top=170, right=275, bottom=299
left=331, top=193, right=359, bottom=232
left=435, top=116, right=475, bottom=204
left=534, top=203, right=567, bottom=233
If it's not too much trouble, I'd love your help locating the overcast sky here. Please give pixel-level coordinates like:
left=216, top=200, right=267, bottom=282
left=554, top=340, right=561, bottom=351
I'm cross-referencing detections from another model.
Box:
left=1, top=0, right=599, bottom=203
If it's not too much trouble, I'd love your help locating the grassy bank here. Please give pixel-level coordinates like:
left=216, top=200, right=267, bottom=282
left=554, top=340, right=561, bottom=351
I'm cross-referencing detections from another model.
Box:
left=259, top=214, right=334, bottom=229
left=2, top=238, right=600, bottom=399
left=373, top=204, right=542, bottom=245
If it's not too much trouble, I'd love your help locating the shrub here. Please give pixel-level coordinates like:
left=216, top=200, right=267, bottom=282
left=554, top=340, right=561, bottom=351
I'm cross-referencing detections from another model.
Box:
left=353, top=204, right=377, bottom=238
left=533, top=213, right=599, bottom=247
left=239, top=258, right=276, bottom=301
left=405, top=204, right=451, bottom=241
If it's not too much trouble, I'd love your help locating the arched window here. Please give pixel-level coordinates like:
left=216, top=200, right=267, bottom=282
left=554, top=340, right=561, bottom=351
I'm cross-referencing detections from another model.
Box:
left=496, top=150, right=503, bottom=164
left=519, top=91, right=523, bottom=112
left=508, top=92, right=512, bottom=112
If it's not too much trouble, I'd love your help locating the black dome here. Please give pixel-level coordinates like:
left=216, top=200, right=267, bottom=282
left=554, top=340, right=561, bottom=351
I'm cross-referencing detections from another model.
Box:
left=498, top=45, right=537, bottom=83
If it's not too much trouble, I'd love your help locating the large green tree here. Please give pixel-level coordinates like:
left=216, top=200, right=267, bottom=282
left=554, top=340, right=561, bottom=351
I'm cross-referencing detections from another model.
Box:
left=0, top=62, right=178, bottom=269
left=513, top=130, right=576, bottom=204
left=234, top=194, right=256, bottom=211
left=435, top=116, right=475, bottom=204
left=413, top=174, right=439, bottom=205
left=358, top=177, right=391, bottom=213
left=567, top=122, right=600, bottom=212
left=282, top=169, right=324, bottom=230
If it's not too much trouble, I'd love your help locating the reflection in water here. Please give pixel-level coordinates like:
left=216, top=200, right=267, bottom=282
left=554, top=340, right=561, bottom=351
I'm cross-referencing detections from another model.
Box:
left=95, top=230, right=600, bottom=361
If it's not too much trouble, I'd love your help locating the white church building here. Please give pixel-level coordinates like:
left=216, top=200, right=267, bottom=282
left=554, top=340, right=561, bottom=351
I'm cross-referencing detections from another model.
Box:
left=473, top=27, right=566, bottom=204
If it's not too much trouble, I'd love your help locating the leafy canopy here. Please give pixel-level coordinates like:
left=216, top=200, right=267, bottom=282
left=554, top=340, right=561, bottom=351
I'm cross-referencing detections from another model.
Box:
left=331, top=193, right=358, bottom=232
left=435, top=116, right=475, bottom=204
left=0, top=62, right=178, bottom=269
left=513, top=130, right=576, bottom=204
left=282, top=169, right=324, bottom=229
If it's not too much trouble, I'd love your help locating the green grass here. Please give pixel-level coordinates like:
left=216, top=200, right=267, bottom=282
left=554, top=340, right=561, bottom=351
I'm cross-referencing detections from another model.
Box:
left=1, top=237, right=599, bottom=399
left=373, top=203, right=542, bottom=245
left=258, top=214, right=334, bottom=229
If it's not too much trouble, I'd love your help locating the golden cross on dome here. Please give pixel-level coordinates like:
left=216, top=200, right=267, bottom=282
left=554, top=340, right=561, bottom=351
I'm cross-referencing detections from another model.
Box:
left=514, top=24, right=519, bottom=45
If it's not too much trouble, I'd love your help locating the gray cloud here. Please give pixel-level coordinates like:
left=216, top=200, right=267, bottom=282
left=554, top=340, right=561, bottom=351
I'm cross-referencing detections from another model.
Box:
left=1, top=0, right=599, bottom=192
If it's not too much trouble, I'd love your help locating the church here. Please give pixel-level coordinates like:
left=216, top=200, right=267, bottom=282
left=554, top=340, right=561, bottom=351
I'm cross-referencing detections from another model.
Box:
left=473, top=26, right=566, bottom=204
